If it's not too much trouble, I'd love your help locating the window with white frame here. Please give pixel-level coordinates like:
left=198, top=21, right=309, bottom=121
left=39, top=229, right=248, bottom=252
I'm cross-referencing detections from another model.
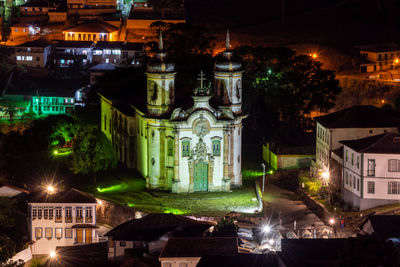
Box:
left=65, top=228, right=72, bottom=238
left=357, top=156, right=360, bottom=169
left=37, top=207, right=43, bottom=219
left=367, top=181, right=375, bottom=194
left=65, top=207, right=72, bottom=222
left=103, top=49, right=111, bottom=55
left=345, top=150, right=348, bottom=162
left=349, top=174, right=352, bottom=187
left=35, top=228, right=42, bottom=239
left=388, top=159, right=400, bottom=172
left=357, top=179, right=359, bottom=191
left=388, top=181, right=400, bottom=194
left=32, top=207, right=37, bottom=219
left=26, top=56, right=33, bottom=61
left=55, top=228, right=62, bottom=239
left=45, top=227, right=52, bottom=239
left=49, top=207, right=53, bottom=219
left=85, top=207, right=92, bottom=223
left=345, top=172, right=348, bottom=185
left=44, top=207, right=49, bottom=219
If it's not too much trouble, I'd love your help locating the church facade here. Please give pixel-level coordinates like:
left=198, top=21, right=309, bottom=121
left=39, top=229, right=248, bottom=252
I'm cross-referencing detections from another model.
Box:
left=100, top=31, right=246, bottom=193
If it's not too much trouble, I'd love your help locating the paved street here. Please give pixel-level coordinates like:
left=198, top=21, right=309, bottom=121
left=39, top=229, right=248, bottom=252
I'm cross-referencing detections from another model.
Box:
left=262, top=183, right=328, bottom=235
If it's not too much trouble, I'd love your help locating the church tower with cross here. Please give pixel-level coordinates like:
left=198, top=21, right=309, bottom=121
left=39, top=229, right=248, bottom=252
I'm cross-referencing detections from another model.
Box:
left=100, top=30, right=246, bottom=193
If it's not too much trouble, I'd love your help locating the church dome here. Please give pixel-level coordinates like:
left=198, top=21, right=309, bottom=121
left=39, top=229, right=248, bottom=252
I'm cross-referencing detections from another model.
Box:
left=214, top=30, right=242, bottom=72
left=147, top=31, right=175, bottom=73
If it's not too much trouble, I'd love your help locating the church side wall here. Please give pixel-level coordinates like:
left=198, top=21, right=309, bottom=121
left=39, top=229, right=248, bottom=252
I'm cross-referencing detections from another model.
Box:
left=135, top=114, right=148, bottom=178
left=100, top=98, right=113, bottom=141
left=232, top=123, right=243, bottom=187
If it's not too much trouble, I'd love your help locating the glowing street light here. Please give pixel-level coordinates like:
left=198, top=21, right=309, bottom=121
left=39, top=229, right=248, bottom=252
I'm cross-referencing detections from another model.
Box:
left=310, top=53, right=317, bottom=59
left=262, top=225, right=271, bottom=233
left=49, top=251, right=56, bottom=258
left=321, top=171, right=330, bottom=180
left=329, top=218, right=335, bottom=225
left=47, top=185, right=55, bottom=194
left=268, top=239, right=274, bottom=245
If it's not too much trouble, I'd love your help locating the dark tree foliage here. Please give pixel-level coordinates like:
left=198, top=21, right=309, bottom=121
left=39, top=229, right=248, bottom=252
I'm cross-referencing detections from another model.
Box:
left=236, top=46, right=341, bottom=143
left=150, top=23, right=216, bottom=104
left=70, top=125, right=117, bottom=183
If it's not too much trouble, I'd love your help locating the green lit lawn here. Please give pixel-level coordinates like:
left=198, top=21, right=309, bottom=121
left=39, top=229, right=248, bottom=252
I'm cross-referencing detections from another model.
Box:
left=86, top=168, right=260, bottom=217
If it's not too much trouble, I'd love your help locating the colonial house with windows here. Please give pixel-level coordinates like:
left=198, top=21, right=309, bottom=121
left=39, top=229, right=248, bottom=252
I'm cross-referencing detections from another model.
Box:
left=10, top=23, right=40, bottom=41
left=315, top=105, right=400, bottom=188
left=31, top=90, right=76, bottom=116
left=62, top=20, right=119, bottom=42
left=357, top=43, right=400, bottom=72
left=92, top=41, right=144, bottom=65
left=15, top=39, right=51, bottom=68
left=28, top=188, right=99, bottom=255
left=341, top=133, right=400, bottom=210
left=54, top=40, right=95, bottom=68
left=99, top=31, right=245, bottom=193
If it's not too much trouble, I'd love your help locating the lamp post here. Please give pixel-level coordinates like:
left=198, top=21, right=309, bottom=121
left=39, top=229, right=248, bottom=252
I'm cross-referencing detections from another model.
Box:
left=261, top=163, right=266, bottom=193
left=321, top=171, right=331, bottom=206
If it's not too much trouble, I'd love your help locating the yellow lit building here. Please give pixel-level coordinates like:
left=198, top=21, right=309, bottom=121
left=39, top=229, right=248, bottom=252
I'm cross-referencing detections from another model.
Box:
left=63, top=20, right=119, bottom=42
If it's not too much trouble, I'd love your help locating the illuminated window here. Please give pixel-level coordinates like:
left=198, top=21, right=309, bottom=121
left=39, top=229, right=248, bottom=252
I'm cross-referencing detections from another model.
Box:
left=55, top=207, right=62, bottom=222
left=32, top=207, right=37, bottom=219
left=104, top=49, right=111, bottom=55
left=167, top=139, right=173, bottom=156
left=112, top=49, right=121, bottom=55
left=85, top=207, right=92, bottom=223
left=49, top=207, right=53, bottom=219
left=182, top=140, right=190, bottom=156
left=37, top=207, right=43, bottom=219
left=45, top=227, right=52, bottom=239
left=26, top=56, right=33, bottom=61
left=16, top=56, right=21, bottom=61
left=76, top=207, right=83, bottom=222
left=65, top=228, right=72, bottom=238
left=55, top=228, right=62, bottom=239
left=35, top=228, right=42, bottom=239
left=212, top=139, right=221, bottom=156
left=65, top=207, right=72, bottom=223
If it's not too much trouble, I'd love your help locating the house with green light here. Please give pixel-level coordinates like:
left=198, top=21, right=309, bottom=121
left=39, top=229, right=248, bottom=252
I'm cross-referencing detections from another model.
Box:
left=31, top=90, right=75, bottom=116
left=100, top=31, right=246, bottom=193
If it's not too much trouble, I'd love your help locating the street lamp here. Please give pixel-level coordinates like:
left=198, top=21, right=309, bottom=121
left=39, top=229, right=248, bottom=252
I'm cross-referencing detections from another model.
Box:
left=262, top=225, right=271, bottom=233
left=261, top=163, right=266, bottom=193
left=47, top=185, right=55, bottom=194
left=49, top=251, right=56, bottom=259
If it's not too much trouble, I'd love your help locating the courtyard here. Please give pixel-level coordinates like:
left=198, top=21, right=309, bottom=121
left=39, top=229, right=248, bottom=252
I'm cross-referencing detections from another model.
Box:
left=82, top=168, right=261, bottom=217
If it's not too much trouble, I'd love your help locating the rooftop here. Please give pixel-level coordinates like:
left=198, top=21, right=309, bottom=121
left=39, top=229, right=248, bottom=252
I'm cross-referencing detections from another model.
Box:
left=64, top=20, right=119, bottom=33
left=28, top=188, right=97, bottom=204
left=94, top=41, right=144, bottom=51
left=340, top=133, right=400, bottom=154
left=160, top=237, right=238, bottom=258
left=315, top=105, right=400, bottom=129
left=89, top=63, right=117, bottom=72
left=358, top=43, right=400, bottom=53
left=105, top=213, right=213, bottom=242
left=17, top=39, right=51, bottom=48
left=362, top=215, right=400, bottom=238
left=55, top=40, right=95, bottom=48
left=129, top=7, right=185, bottom=20
left=20, top=0, right=50, bottom=7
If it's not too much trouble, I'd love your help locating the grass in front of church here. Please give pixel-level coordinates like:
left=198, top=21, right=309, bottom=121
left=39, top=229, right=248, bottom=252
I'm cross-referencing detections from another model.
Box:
left=90, top=168, right=261, bottom=217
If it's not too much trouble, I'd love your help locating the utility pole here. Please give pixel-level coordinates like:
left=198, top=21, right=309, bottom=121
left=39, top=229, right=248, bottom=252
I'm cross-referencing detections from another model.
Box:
left=262, top=162, right=266, bottom=193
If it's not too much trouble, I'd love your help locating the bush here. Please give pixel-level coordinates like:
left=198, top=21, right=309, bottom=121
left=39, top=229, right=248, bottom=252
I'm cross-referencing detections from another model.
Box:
left=299, top=174, right=322, bottom=196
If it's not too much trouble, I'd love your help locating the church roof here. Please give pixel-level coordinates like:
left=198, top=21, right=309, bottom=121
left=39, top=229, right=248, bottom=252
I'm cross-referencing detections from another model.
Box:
left=64, top=20, right=118, bottom=33
left=105, top=213, right=213, bottom=242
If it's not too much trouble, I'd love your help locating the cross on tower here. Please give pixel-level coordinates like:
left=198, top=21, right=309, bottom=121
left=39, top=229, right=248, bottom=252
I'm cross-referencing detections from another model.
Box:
left=197, top=70, right=206, bottom=89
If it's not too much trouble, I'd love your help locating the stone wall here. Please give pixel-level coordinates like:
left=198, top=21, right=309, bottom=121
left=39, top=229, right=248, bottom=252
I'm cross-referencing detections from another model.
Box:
left=96, top=198, right=145, bottom=227
left=298, top=190, right=332, bottom=225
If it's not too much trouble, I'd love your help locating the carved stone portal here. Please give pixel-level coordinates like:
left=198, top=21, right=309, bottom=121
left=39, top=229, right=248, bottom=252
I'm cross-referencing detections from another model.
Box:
left=188, top=138, right=214, bottom=192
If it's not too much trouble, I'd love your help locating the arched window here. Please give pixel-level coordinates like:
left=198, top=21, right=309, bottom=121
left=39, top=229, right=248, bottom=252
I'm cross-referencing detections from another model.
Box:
left=236, top=79, right=241, bottom=99
left=182, top=140, right=190, bottom=157
left=212, top=139, right=221, bottom=156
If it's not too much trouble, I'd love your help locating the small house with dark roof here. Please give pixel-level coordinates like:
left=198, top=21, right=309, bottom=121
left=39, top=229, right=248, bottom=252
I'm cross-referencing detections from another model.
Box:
left=159, top=237, right=238, bottom=267
left=314, top=105, right=400, bottom=190
left=62, top=20, right=119, bottom=42
left=19, top=0, right=53, bottom=16
left=10, top=22, right=40, bottom=41
left=105, top=213, right=213, bottom=261
left=340, top=133, right=400, bottom=210
left=92, top=41, right=144, bottom=65
left=28, top=188, right=99, bottom=255
left=15, top=39, right=51, bottom=68
left=357, top=43, right=400, bottom=72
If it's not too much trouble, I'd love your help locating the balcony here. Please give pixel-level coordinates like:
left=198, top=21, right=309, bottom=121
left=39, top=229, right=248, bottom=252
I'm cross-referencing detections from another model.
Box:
left=65, top=216, right=72, bottom=223
left=55, top=216, right=62, bottom=223
left=367, top=170, right=375, bottom=176
left=85, top=216, right=93, bottom=223
left=76, top=216, right=83, bottom=223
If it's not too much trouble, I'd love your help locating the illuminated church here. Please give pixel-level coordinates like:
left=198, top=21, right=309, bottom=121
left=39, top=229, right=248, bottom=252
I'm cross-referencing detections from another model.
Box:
left=100, top=31, right=246, bottom=193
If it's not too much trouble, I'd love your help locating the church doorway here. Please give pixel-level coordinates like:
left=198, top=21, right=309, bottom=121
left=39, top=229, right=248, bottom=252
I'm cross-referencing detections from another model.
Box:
left=194, top=161, right=208, bottom=191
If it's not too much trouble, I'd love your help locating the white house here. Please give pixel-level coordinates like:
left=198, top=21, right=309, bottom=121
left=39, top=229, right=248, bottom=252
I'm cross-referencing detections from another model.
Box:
left=341, top=133, right=400, bottom=210
left=315, top=105, right=400, bottom=187
left=15, top=39, right=51, bottom=68
left=28, top=188, right=99, bottom=255
left=357, top=43, right=400, bottom=72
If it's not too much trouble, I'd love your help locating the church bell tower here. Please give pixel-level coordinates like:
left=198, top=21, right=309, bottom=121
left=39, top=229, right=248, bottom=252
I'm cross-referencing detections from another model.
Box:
left=146, top=31, right=176, bottom=117
left=214, top=30, right=244, bottom=115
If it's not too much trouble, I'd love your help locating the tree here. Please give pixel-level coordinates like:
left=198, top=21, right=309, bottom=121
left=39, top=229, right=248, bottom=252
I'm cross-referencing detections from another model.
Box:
left=236, top=46, right=341, bottom=142
left=70, top=126, right=117, bottom=183
left=3, top=106, right=18, bottom=129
